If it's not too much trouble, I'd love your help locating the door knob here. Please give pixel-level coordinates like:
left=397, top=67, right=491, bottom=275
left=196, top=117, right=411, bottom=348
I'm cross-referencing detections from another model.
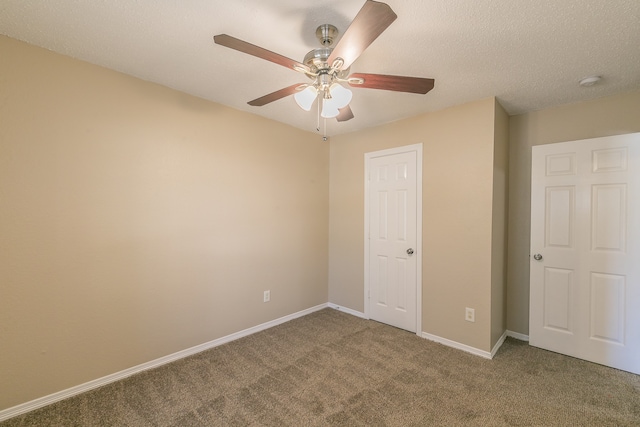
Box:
left=407, top=248, right=414, bottom=255
left=533, top=253, right=543, bottom=261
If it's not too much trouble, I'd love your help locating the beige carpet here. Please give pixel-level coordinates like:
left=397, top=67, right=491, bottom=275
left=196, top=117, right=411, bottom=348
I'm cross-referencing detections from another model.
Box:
left=3, top=308, right=640, bottom=426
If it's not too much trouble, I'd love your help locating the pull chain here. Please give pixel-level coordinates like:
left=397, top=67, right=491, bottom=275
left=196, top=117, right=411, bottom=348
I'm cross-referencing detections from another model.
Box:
left=323, top=117, right=327, bottom=141
left=316, top=95, right=320, bottom=132
left=316, top=96, right=328, bottom=141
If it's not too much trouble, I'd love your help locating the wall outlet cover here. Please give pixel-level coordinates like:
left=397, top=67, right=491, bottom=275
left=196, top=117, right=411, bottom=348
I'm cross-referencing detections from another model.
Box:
left=465, top=307, right=475, bottom=322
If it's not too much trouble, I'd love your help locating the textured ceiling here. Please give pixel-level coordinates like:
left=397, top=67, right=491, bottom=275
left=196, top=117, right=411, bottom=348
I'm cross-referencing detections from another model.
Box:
left=2, top=0, right=639, bottom=136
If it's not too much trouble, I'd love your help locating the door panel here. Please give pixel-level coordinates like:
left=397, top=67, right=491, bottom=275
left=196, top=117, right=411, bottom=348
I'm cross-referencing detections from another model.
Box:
left=545, top=186, right=574, bottom=248
left=591, top=184, right=626, bottom=251
left=543, top=267, right=573, bottom=333
left=589, top=272, right=625, bottom=344
left=530, top=132, right=640, bottom=374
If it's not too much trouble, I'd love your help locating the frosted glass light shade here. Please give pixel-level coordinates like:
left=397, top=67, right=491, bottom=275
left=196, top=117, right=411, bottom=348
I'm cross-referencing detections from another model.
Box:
left=321, top=84, right=352, bottom=118
left=321, top=100, right=340, bottom=118
left=294, top=86, right=317, bottom=111
left=329, top=84, right=352, bottom=108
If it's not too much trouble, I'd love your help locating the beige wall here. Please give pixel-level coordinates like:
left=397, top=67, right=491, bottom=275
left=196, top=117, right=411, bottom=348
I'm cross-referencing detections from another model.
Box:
left=0, top=36, right=329, bottom=410
left=8, top=29, right=636, bottom=413
left=490, top=101, right=509, bottom=348
left=507, top=90, right=640, bottom=335
left=329, top=97, right=502, bottom=352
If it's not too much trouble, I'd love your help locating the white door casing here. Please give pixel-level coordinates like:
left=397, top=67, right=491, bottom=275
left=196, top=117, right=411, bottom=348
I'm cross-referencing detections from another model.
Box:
left=365, top=144, right=422, bottom=333
left=530, top=133, right=640, bottom=374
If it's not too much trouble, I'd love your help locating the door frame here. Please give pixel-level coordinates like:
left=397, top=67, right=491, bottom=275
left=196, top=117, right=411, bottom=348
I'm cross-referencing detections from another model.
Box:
left=364, top=143, right=423, bottom=335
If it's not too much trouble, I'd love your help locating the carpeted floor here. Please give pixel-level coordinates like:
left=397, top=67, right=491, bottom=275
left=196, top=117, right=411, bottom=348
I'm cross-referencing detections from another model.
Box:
left=3, top=308, right=640, bottom=426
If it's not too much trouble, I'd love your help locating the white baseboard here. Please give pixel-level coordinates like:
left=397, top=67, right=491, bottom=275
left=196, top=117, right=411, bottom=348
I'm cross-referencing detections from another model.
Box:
left=421, top=332, right=494, bottom=359
left=420, top=330, right=508, bottom=360
left=327, top=303, right=367, bottom=319
left=0, top=303, right=329, bottom=422
left=506, top=330, right=530, bottom=342
left=491, top=330, right=508, bottom=358
left=328, top=306, right=507, bottom=359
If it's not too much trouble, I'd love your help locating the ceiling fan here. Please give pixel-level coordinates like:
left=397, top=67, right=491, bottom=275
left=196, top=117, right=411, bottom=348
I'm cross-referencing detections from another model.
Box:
left=213, top=0, right=434, bottom=125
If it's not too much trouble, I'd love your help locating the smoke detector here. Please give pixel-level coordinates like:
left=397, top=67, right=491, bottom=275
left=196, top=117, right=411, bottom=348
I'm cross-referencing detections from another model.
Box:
left=579, top=76, right=602, bottom=87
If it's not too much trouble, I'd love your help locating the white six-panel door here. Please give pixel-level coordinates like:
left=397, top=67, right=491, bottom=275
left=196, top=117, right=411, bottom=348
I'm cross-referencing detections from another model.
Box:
left=365, top=144, right=421, bottom=333
left=530, top=133, right=640, bottom=374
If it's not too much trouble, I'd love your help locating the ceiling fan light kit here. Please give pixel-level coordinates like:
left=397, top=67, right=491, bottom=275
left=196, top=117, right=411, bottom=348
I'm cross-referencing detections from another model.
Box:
left=213, top=0, right=435, bottom=132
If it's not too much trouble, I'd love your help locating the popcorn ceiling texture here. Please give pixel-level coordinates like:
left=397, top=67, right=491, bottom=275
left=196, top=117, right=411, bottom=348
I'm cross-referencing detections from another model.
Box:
left=1, top=0, right=639, bottom=136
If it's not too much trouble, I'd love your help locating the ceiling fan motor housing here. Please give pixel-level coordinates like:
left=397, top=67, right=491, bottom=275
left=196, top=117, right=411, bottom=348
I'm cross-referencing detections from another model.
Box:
left=303, top=47, right=350, bottom=77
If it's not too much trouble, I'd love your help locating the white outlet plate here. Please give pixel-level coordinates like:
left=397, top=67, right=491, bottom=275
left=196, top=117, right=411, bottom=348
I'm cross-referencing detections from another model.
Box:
left=263, top=290, right=270, bottom=303
left=465, top=307, right=475, bottom=322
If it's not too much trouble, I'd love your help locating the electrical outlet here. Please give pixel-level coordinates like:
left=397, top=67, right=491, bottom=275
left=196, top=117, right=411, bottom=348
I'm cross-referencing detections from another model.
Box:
left=465, top=307, right=475, bottom=322
left=263, top=290, right=270, bottom=303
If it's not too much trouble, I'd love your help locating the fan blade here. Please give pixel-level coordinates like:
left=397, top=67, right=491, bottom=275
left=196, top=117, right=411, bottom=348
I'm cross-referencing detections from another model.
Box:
left=336, top=105, right=355, bottom=122
left=247, top=84, right=303, bottom=107
left=214, top=34, right=309, bottom=73
left=348, top=73, right=435, bottom=94
left=327, top=1, right=397, bottom=70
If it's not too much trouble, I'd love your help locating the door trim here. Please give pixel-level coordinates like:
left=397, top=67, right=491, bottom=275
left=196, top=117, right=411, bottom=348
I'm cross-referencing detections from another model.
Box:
left=364, top=143, right=423, bottom=335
